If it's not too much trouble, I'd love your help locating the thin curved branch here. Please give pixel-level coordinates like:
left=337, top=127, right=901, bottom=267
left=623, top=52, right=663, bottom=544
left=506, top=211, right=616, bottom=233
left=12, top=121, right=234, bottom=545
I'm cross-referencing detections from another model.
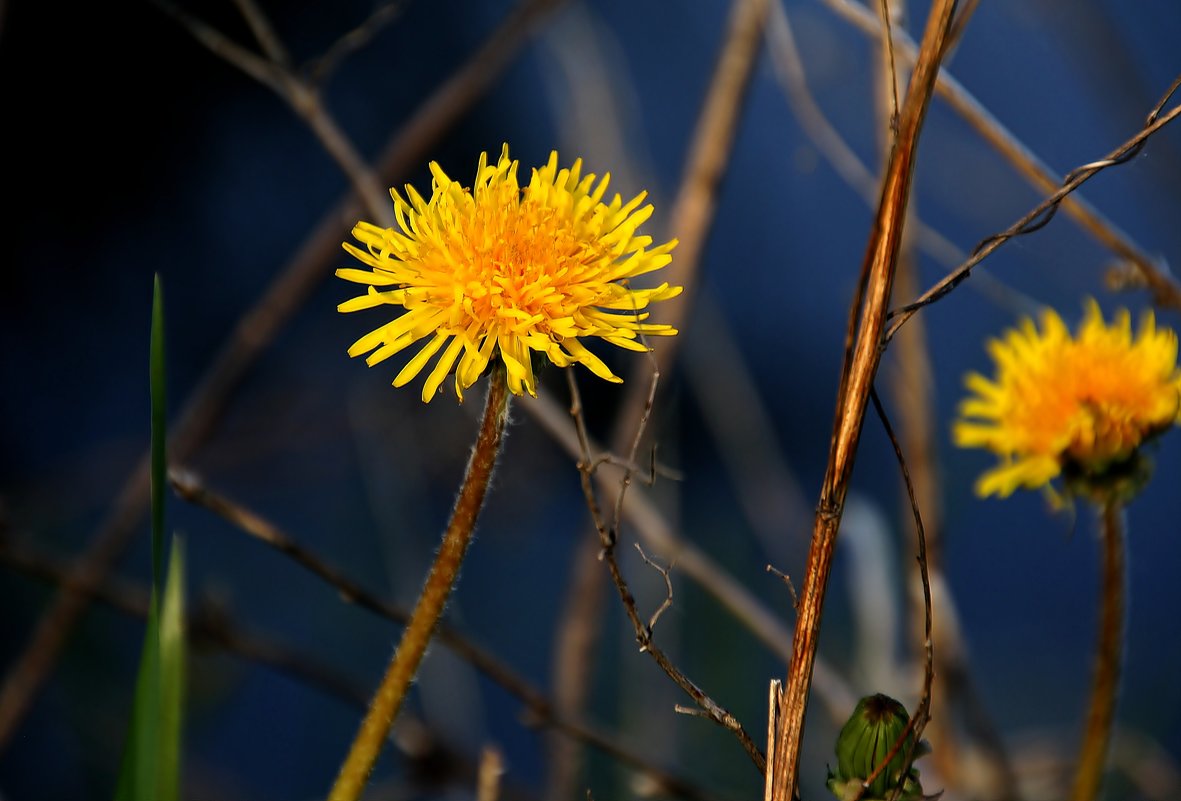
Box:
left=821, top=0, right=1181, bottom=312
left=769, top=2, right=960, bottom=799
left=0, top=536, right=721, bottom=801
left=887, top=77, right=1181, bottom=341
left=522, top=387, right=856, bottom=721
left=0, top=0, right=565, bottom=750
left=566, top=371, right=767, bottom=774
left=146, top=477, right=727, bottom=801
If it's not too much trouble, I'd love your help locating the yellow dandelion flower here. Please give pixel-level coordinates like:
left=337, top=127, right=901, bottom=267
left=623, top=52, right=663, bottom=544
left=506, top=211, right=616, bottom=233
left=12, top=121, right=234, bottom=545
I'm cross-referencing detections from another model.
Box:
left=953, top=299, right=1181, bottom=499
left=336, top=144, right=681, bottom=402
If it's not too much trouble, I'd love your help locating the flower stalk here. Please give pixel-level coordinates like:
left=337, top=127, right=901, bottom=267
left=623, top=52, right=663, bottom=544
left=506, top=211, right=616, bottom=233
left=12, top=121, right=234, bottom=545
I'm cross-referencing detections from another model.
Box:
left=328, top=367, right=510, bottom=801
left=1070, top=501, right=1127, bottom=801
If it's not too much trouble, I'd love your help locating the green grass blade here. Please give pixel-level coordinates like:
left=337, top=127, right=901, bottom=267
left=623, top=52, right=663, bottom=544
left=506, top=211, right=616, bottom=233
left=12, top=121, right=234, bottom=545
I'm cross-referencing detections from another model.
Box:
left=113, top=543, right=186, bottom=801
left=114, top=276, right=185, bottom=801
left=156, top=537, right=186, bottom=801
left=150, top=274, right=167, bottom=589
left=113, top=593, right=161, bottom=801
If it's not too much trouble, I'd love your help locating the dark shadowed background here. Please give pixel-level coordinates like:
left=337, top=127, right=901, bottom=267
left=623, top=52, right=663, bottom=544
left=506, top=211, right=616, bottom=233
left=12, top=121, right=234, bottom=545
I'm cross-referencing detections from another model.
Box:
left=2, top=1, right=1180, bottom=800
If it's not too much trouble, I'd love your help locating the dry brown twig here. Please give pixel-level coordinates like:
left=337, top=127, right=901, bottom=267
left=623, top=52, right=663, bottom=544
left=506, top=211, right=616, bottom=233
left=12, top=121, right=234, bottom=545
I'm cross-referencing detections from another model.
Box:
left=476, top=746, right=505, bottom=801
left=614, top=0, right=771, bottom=432
left=305, top=1, right=411, bottom=84
left=0, top=534, right=723, bottom=801
left=522, top=387, right=857, bottom=722
left=546, top=0, right=773, bottom=793
left=942, top=0, right=979, bottom=60
left=764, top=0, right=1039, bottom=319
left=164, top=469, right=725, bottom=801
left=768, top=5, right=1021, bottom=789
left=633, top=543, right=676, bottom=635
left=888, top=74, right=1181, bottom=342
left=153, top=0, right=392, bottom=224
left=874, top=0, right=901, bottom=137
left=0, top=0, right=565, bottom=750
left=869, top=2, right=1014, bottom=797
left=858, top=389, right=935, bottom=801
left=768, top=1, right=959, bottom=799
left=765, top=566, right=799, bottom=611
left=821, top=0, right=1181, bottom=313
left=566, top=370, right=768, bottom=774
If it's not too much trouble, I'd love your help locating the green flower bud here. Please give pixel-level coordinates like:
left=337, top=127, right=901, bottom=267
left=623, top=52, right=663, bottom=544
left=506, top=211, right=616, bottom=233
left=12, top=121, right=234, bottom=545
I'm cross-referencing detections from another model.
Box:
left=826, top=694, right=929, bottom=801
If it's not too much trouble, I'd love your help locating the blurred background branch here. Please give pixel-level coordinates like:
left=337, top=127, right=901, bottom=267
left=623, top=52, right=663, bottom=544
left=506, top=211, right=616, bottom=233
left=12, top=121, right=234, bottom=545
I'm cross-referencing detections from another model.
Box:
left=3, top=1, right=1181, bottom=800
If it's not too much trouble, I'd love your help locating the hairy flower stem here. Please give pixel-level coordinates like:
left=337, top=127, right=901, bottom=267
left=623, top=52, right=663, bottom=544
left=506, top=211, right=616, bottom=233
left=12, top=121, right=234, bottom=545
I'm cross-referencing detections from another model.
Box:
left=1070, top=501, right=1126, bottom=801
left=328, top=368, right=510, bottom=801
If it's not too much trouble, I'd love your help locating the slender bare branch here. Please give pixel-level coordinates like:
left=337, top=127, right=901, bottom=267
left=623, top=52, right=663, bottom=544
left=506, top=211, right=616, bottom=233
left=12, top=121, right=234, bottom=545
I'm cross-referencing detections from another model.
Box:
left=543, top=2, right=773, bottom=790
left=231, top=0, right=293, bottom=67
left=887, top=77, right=1181, bottom=341
left=764, top=566, right=798, bottom=611
left=0, top=0, right=564, bottom=750
left=169, top=467, right=552, bottom=720
left=634, top=544, right=675, bottom=634
left=305, top=1, right=410, bottom=84
left=610, top=356, right=661, bottom=539
left=865, top=389, right=935, bottom=800
left=943, top=0, right=979, bottom=59
left=153, top=0, right=279, bottom=86
left=0, top=535, right=721, bottom=801
left=821, top=0, right=1181, bottom=311
left=770, top=2, right=959, bottom=799
left=765, top=1, right=1041, bottom=319
left=567, top=372, right=767, bottom=774
left=615, top=0, right=771, bottom=434
left=153, top=0, right=390, bottom=221
left=866, top=1, right=1015, bottom=794
left=522, top=387, right=857, bottom=722
left=874, top=0, right=901, bottom=138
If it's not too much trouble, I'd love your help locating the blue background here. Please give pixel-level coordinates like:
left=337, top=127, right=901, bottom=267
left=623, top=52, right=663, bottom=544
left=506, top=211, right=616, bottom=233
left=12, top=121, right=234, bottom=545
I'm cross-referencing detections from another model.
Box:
left=2, top=1, right=1180, bottom=799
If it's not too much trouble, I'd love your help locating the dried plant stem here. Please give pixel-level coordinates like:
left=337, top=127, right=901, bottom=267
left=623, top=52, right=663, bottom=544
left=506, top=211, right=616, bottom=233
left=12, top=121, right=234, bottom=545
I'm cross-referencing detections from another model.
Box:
left=1071, top=502, right=1127, bottom=801
left=888, top=80, right=1181, bottom=340
left=158, top=0, right=394, bottom=222
left=769, top=1, right=958, bottom=799
left=765, top=1, right=1039, bottom=320
left=873, top=0, right=901, bottom=137
left=821, top=0, right=1181, bottom=312
left=617, top=0, right=769, bottom=429
left=864, top=389, right=934, bottom=799
left=549, top=0, right=770, bottom=788
left=522, top=388, right=856, bottom=721
left=942, top=0, right=979, bottom=58
left=870, top=4, right=1007, bottom=794
left=544, top=540, right=606, bottom=801
left=0, top=536, right=721, bottom=801
left=170, top=468, right=549, bottom=711
left=476, top=746, right=505, bottom=801
left=566, top=373, right=767, bottom=773
left=329, top=370, right=510, bottom=801
left=0, top=0, right=561, bottom=751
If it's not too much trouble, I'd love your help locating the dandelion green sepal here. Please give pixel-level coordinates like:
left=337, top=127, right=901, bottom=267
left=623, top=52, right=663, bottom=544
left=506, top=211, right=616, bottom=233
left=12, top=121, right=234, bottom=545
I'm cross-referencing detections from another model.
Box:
left=826, top=694, right=934, bottom=801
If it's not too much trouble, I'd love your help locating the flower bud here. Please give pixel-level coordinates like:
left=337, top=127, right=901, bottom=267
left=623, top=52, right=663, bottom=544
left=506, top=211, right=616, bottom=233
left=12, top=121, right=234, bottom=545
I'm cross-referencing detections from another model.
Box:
left=826, top=694, right=929, bottom=801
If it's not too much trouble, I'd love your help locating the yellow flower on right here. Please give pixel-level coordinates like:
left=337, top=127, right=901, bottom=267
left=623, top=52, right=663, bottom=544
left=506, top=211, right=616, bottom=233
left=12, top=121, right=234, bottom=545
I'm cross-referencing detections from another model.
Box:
left=953, top=299, right=1181, bottom=500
